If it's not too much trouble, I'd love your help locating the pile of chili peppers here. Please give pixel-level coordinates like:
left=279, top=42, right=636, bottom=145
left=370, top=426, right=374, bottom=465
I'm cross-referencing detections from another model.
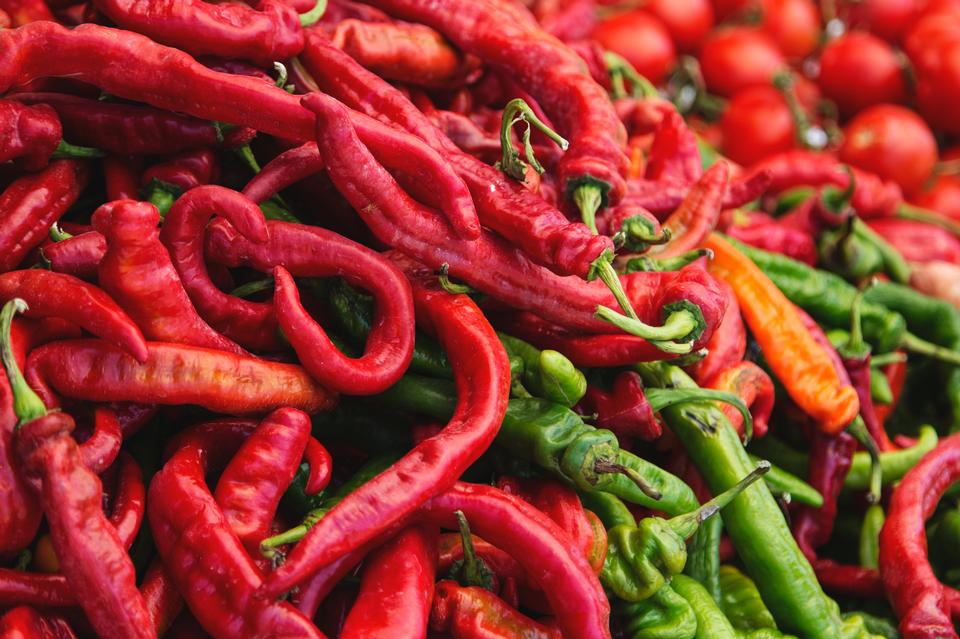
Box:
left=2, top=1, right=960, bottom=638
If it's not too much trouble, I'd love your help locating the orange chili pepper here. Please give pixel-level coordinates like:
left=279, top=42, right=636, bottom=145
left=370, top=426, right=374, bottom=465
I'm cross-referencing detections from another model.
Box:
left=703, top=233, right=859, bottom=433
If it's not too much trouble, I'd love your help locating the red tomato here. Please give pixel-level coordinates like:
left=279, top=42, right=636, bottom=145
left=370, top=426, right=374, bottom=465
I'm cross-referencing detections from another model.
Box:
left=816, top=32, right=907, bottom=117
left=720, top=86, right=797, bottom=166
left=844, top=0, right=925, bottom=42
left=760, top=0, right=821, bottom=59
left=839, top=104, right=938, bottom=195
left=592, top=11, right=677, bottom=84
left=699, top=27, right=787, bottom=97
left=912, top=175, right=960, bottom=220
left=712, top=0, right=757, bottom=20
left=646, top=0, right=715, bottom=52
left=904, top=6, right=960, bottom=74
left=916, top=39, right=960, bottom=134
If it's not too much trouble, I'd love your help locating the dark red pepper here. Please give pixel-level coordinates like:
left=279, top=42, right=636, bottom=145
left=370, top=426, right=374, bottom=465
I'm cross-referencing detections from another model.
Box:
left=0, top=99, right=62, bottom=171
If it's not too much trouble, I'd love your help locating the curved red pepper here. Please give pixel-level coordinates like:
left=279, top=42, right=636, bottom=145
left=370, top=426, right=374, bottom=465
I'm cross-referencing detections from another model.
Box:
left=77, top=408, right=122, bottom=475
left=645, top=110, right=702, bottom=185
left=260, top=252, right=510, bottom=599
left=214, top=407, right=314, bottom=554
left=880, top=433, right=960, bottom=638
left=43, top=232, right=107, bottom=282
left=431, top=580, right=562, bottom=639
left=867, top=218, right=960, bottom=265
left=648, top=161, right=729, bottom=259
left=0, top=270, right=148, bottom=362
left=142, top=148, right=220, bottom=195
left=140, top=560, right=183, bottom=637
left=689, top=281, right=745, bottom=385
left=0, top=99, right=61, bottom=171
left=26, top=340, right=337, bottom=415
left=274, top=264, right=415, bottom=395
left=339, top=526, right=438, bottom=639
left=92, top=199, right=248, bottom=356
left=302, top=437, right=332, bottom=494
left=148, top=438, right=325, bottom=638
left=624, top=170, right=771, bottom=216
left=579, top=371, right=661, bottom=442
left=93, top=0, right=304, bottom=65
left=0, top=160, right=89, bottom=274
left=106, top=452, right=145, bottom=551
left=793, top=431, right=856, bottom=559
left=0, top=606, right=75, bottom=639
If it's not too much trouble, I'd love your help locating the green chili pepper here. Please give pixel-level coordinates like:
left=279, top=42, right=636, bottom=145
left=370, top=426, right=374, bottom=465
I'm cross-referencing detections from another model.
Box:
left=498, top=333, right=586, bottom=406
left=626, top=249, right=713, bottom=274
left=859, top=504, right=885, bottom=570
left=774, top=187, right=815, bottom=216
left=636, top=361, right=852, bottom=639
left=747, top=436, right=808, bottom=478
left=852, top=218, right=911, bottom=284
left=618, top=584, right=698, bottom=639
left=748, top=455, right=823, bottom=508
left=673, top=574, right=741, bottom=639
left=580, top=489, right=636, bottom=529
left=869, top=370, right=893, bottom=406
left=684, top=514, right=722, bottom=603
left=818, top=220, right=886, bottom=281
left=281, top=462, right=327, bottom=515
left=844, top=425, right=938, bottom=490
left=718, top=565, right=777, bottom=632
left=842, top=612, right=898, bottom=639
left=600, top=464, right=769, bottom=602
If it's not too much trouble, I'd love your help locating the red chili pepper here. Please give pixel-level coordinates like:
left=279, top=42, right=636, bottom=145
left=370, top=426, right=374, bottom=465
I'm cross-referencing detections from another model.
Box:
left=2, top=301, right=152, bottom=639
left=0, top=99, right=62, bottom=171
left=140, top=560, right=184, bottom=637
left=437, top=533, right=531, bottom=587
left=880, top=433, right=960, bottom=639
left=213, top=407, right=315, bottom=554
left=645, top=110, right=702, bottom=185
left=303, top=438, right=333, bottom=494
left=418, top=482, right=610, bottom=639
left=298, top=30, right=613, bottom=279
left=624, top=170, right=771, bottom=216
left=242, top=142, right=324, bottom=205
left=106, top=452, right=145, bottom=550
left=793, top=431, right=857, bottom=559
left=339, top=526, right=438, bottom=639
left=12, top=93, right=251, bottom=156
left=148, top=434, right=325, bottom=638
left=722, top=209, right=819, bottom=266
left=430, top=580, right=562, bottom=639
left=867, top=218, right=960, bottom=265
left=0, top=160, right=89, bottom=274
left=331, top=19, right=476, bottom=88
left=273, top=264, right=415, bottom=395
left=26, top=340, right=336, bottom=415
left=689, top=281, right=745, bottom=385
left=874, top=356, right=906, bottom=426
left=704, top=362, right=774, bottom=439
left=812, top=558, right=886, bottom=599
left=92, top=199, right=248, bottom=355
left=579, top=371, right=661, bottom=441
left=0, top=606, right=76, bottom=639
left=0, top=570, right=74, bottom=609
left=261, top=252, right=510, bottom=599
left=104, top=155, right=143, bottom=202
left=0, top=269, right=148, bottom=362
left=142, top=148, right=220, bottom=195
left=647, top=161, right=729, bottom=259
left=93, top=0, right=305, bottom=65
left=77, top=408, right=122, bottom=475
left=43, top=232, right=107, bottom=282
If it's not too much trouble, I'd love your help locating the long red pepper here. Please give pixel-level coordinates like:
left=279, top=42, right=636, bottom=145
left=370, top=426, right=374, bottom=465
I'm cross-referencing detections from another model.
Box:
left=148, top=437, right=326, bottom=638
left=794, top=431, right=857, bottom=559
left=689, top=281, right=745, bottom=385
left=12, top=93, right=251, bottom=156
left=107, top=452, right=146, bottom=551
left=274, top=265, right=415, bottom=395
left=260, top=252, right=510, bottom=598
left=78, top=408, right=122, bottom=475
left=867, top=218, right=960, bottom=265
left=0, top=270, right=148, bottom=362
left=430, top=581, right=562, bottom=639
left=25, top=340, right=336, bottom=415
left=645, top=110, right=703, bottom=185
left=0, top=606, right=76, bottom=639
left=92, top=199, right=248, bottom=356
left=0, top=160, right=89, bottom=274
left=213, top=407, right=314, bottom=554
left=0, top=99, right=62, bottom=171
left=92, top=0, right=305, bottom=65
left=1, top=300, right=153, bottom=639
left=417, top=482, right=610, bottom=639
left=362, top=0, right=629, bottom=209
left=624, top=171, right=772, bottom=216
left=648, top=162, right=729, bottom=259
left=140, top=560, right=183, bottom=637
left=880, top=433, right=960, bottom=638
left=339, top=526, right=438, bottom=639
left=43, top=232, right=107, bottom=282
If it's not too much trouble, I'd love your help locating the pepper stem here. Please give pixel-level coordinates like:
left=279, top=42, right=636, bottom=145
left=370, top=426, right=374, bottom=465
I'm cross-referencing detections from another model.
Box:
left=453, top=510, right=495, bottom=590
left=626, top=248, right=712, bottom=274
left=143, top=179, right=180, bottom=219
left=230, top=278, right=275, bottom=299
left=852, top=218, right=912, bottom=284
left=299, top=0, right=328, bottom=27
left=844, top=288, right=868, bottom=357
left=593, top=457, right=663, bottom=501
left=619, top=217, right=672, bottom=253
left=588, top=252, right=639, bottom=318
left=901, top=332, right=960, bottom=367
left=496, top=98, right=569, bottom=183
left=870, top=352, right=907, bottom=367
left=898, top=203, right=960, bottom=237
left=48, top=223, right=73, bottom=243
left=438, top=263, right=474, bottom=295
left=273, top=62, right=290, bottom=90
left=52, top=139, right=106, bottom=160
left=604, top=52, right=658, bottom=99
left=668, top=461, right=770, bottom=539
left=645, top=388, right=753, bottom=444
left=0, top=299, right=47, bottom=428
left=594, top=306, right=697, bottom=354
left=259, top=508, right=327, bottom=558
left=847, top=416, right=882, bottom=504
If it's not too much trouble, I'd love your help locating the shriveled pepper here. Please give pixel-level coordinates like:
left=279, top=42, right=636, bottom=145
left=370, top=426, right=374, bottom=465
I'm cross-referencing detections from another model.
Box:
left=0, top=99, right=63, bottom=171
left=648, top=162, right=729, bottom=260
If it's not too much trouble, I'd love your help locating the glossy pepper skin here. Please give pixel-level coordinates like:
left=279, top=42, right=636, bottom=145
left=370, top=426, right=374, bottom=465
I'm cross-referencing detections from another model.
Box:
left=25, top=340, right=336, bottom=415
left=649, top=162, right=729, bottom=260
left=880, top=433, right=960, bottom=639
left=689, top=281, right=746, bottom=386
left=430, top=580, right=562, bottom=639
left=867, top=218, right=960, bottom=266
left=0, top=160, right=89, bottom=274
left=0, top=606, right=76, bottom=638
left=580, top=371, right=661, bottom=441
left=43, top=232, right=107, bottom=282
left=148, top=435, right=325, bottom=638
left=92, top=199, right=248, bottom=356
left=93, top=0, right=304, bottom=65
left=340, top=526, right=438, bottom=639
left=261, top=253, right=510, bottom=599
left=0, top=99, right=61, bottom=171
left=617, top=584, right=698, bottom=639
left=706, top=362, right=774, bottom=439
